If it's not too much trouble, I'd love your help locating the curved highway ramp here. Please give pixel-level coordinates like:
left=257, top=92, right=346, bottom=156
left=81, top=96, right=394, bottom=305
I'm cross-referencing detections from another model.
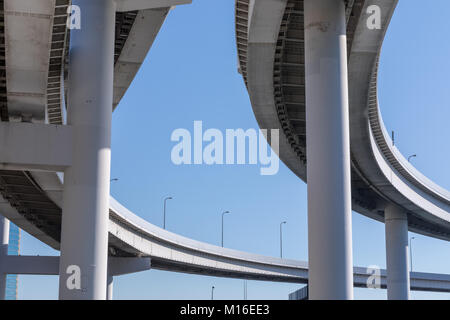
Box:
left=0, top=0, right=448, bottom=300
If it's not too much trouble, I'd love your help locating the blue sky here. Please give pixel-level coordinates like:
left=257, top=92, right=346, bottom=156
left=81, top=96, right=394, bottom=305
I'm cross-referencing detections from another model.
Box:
left=17, top=0, right=450, bottom=299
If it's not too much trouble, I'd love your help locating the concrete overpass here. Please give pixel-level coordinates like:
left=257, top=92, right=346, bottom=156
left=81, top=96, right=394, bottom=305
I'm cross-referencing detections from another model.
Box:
left=2, top=196, right=450, bottom=298
left=0, top=0, right=448, bottom=300
left=236, top=0, right=450, bottom=299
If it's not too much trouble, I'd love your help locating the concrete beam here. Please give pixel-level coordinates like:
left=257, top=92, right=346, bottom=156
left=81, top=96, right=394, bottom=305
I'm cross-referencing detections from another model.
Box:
left=1, top=255, right=59, bottom=275
left=0, top=256, right=151, bottom=276
left=247, top=0, right=288, bottom=44
left=4, top=0, right=55, bottom=122
left=108, top=257, right=151, bottom=276
left=114, top=0, right=191, bottom=12
left=113, top=8, right=170, bottom=109
left=0, top=122, right=72, bottom=171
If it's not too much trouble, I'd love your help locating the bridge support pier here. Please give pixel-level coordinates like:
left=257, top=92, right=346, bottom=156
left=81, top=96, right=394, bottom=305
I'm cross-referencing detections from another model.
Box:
left=107, top=275, right=113, bottom=300
left=58, top=0, right=116, bottom=300
left=0, top=217, right=9, bottom=300
left=304, top=0, right=353, bottom=300
left=385, top=204, right=410, bottom=300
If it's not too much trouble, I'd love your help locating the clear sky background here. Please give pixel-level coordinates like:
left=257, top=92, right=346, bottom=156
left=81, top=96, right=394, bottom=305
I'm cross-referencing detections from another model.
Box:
left=17, top=0, right=450, bottom=300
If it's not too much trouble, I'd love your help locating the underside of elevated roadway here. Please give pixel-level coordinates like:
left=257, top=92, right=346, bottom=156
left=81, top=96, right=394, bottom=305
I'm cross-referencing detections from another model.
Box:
left=236, top=0, right=450, bottom=241
left=0, top=0, right=448, bottom=298
left=0, top=1, right=173, bottom=255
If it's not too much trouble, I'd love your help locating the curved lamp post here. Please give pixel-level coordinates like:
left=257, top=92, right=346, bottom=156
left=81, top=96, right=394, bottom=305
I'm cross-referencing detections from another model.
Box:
left=163, top=196, right=173, bottom=229
left=409, top=236, right=416, bottom=272
left=221, top=211, right=230, bottom=247
left=280, top=221, right=287, bottom=258
left=408, top=154, right=417, bottom=163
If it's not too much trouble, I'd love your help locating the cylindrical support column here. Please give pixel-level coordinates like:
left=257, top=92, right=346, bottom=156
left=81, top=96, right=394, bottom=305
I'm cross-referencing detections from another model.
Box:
left=59, top=0, right=115, bottom=300
left=106, top=275, right=113, bottom=300
left=304, top=0, right=354, bottom=300
left=385, top=204, right=410, bottom=300
left=0, top=217, right=9, bottom=300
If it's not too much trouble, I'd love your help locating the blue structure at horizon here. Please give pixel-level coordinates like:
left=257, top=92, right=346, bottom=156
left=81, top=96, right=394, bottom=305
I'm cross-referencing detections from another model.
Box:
left=5, top=224, right=20, bottom=300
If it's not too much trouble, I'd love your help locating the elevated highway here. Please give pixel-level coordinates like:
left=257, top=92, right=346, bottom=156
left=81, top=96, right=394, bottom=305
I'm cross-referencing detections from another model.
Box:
left=0, top=0, right=448, bottom=300
left=236, top=0, right=450, bottom=299
left=2, top=189, right=450, bottom=294
left=236, top=0, right=450, bottom=240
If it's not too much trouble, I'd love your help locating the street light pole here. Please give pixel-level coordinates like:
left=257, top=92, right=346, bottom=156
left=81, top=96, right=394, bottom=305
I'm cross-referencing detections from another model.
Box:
left=408, top=155, right=417, bottom=163
left=280, top=221, right=287, bottom=258
left=163, top=196, right=173, bottom=229
left=221, top=211, right=230, bottom=247
left=243, top=280, right=247, bottom=300
left=211, top=286, right=215, bottom=300
left=409, top=236, right=415, bottom=272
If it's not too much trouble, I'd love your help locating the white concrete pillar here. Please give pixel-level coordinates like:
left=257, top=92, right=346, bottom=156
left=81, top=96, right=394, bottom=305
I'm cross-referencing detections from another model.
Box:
left=304, top=0, right=354, bottom=300
left=385, top=204, right=410, bottom=300
left=0, top=217, right=9, bottom=300
left=107, top=275, right=113, bottom=300
left=58, top=0, right=115, bottom=300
